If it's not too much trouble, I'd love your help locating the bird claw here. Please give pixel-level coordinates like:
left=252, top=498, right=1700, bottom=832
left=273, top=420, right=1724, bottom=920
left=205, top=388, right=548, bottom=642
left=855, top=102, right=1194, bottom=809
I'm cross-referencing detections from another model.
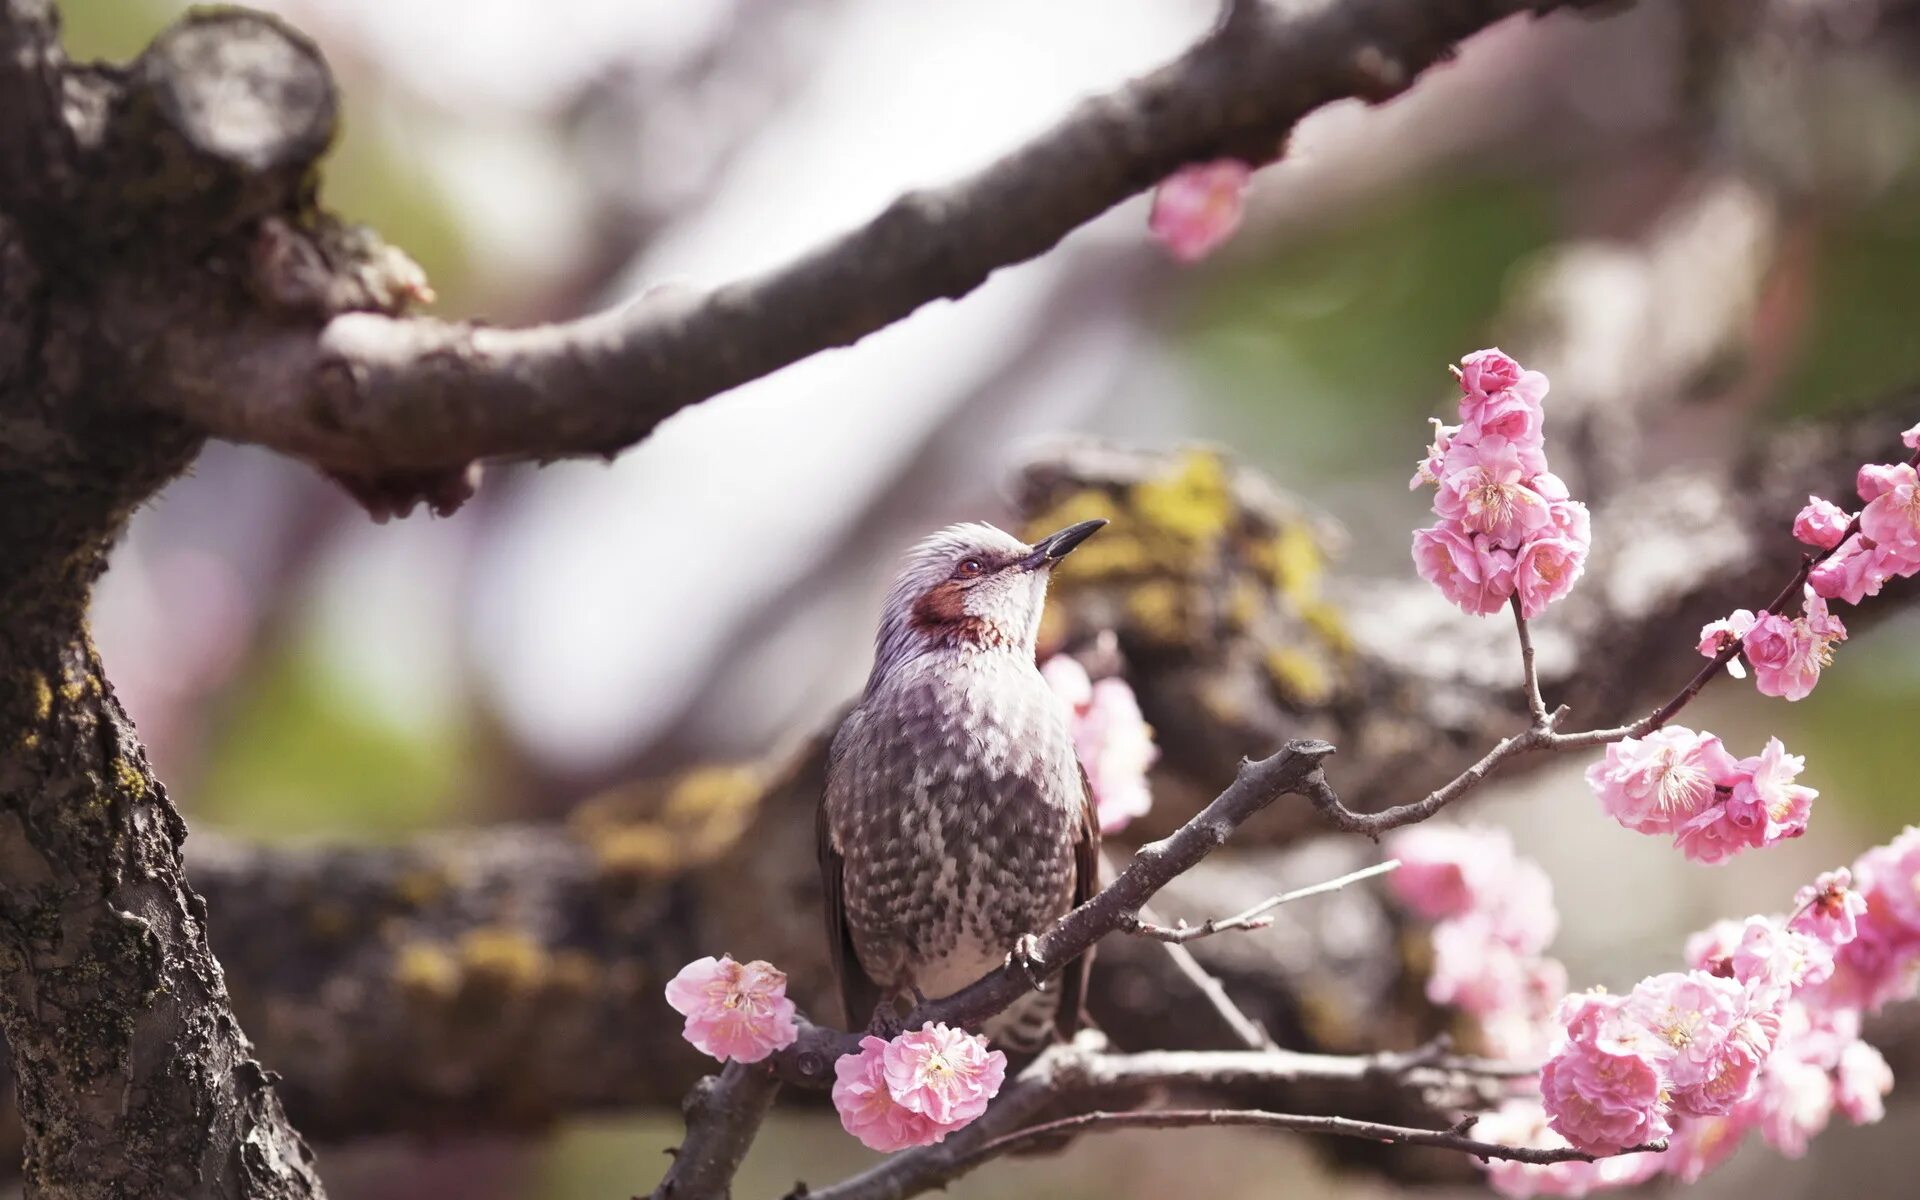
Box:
left=1007, top=933, right=1048, bottom=992
left=865, top=1004, right=906, bottom=1040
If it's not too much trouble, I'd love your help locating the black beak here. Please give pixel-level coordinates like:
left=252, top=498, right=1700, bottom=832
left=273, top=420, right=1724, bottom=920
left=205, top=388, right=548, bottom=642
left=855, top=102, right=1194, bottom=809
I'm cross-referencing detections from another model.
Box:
left=1022, top=518, right=1107, bottom=569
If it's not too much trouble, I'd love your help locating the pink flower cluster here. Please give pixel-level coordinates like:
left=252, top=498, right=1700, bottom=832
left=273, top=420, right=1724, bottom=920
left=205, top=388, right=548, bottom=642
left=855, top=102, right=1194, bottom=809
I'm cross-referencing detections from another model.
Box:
left=1699, top=428, right=1920, bottom=699
left=664, top=955, right=800, bottom=1063
left=1584, top=727, right=1817, bottom=864
left=1411, top=350, right=1590, bottom=618
left=832, top=1023, right=1007, bottom=1152
left=1385, top=825, right=1565, bottom=1060
left=1148, top=160, right=1250, bottom=262
left=1484, top=859, right=1898, bottom=1198
left=1041, top=655, right=1158, bottom=834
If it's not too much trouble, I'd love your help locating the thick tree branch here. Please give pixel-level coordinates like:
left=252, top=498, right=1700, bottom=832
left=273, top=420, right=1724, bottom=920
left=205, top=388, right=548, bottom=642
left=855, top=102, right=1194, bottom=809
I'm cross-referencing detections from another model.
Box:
left=650, top=1062, right=782, bottom=1200
left=144, top=0, right=1621, bottom=475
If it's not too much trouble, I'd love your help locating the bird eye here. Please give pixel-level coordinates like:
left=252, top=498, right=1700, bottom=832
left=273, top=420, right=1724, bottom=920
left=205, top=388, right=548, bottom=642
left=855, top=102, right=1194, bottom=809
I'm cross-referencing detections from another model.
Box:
left=957, top=558, right=985, bottom=577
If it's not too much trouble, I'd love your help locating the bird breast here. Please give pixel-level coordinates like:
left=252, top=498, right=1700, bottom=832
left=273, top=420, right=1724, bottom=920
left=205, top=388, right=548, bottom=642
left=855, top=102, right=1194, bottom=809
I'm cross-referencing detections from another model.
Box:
left=828, top=651, right=1082, bottom=988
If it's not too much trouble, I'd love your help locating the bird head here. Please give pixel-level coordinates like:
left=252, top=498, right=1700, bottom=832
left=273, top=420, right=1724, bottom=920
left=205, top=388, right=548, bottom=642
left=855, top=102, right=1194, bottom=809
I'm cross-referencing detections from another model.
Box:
left=869, top=518, right=1106, bottom=677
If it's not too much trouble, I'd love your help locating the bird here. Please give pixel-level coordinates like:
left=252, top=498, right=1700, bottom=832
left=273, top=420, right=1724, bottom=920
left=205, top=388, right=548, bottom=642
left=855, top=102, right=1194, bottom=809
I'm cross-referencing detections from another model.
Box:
left=820, top=518, right=1107, bottom=1050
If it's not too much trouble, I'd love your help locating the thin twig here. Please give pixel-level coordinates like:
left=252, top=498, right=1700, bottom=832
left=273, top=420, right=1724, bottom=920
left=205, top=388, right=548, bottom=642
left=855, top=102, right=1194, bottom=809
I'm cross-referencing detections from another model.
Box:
left=1155, top=940, right=1276, bottom=1050
left=1122, top=860, right=1402, bottom=943
left=972, top=1108, right=1666, bottom=1166
left=1510, top=596, right=1550, bottom=726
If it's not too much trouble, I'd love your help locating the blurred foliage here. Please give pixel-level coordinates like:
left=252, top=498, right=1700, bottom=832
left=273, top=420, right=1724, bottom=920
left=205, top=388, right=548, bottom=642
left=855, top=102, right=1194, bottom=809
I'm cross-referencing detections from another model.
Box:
left=1779, top=179, right=1920, bottom=418
left=192, top=640, right=468, bottom=840
left=1175, top=175, right=1555, bottom=489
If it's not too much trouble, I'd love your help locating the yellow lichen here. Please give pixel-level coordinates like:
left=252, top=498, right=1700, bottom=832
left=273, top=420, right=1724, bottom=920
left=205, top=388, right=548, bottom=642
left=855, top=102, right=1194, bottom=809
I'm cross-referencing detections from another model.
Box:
left=1225, top=580, right=1262, bottom=632
left=57, top=669, right=85, bottom=704
left=458, top=927, right=548, bottom=990
left=1265, top=646, right=1332, bottom=705
left=590, top=823, right=683, bottom=876
left=1267, top=523, right=1324, bottom=605
left=394, top=941, right=460, bottom=1000
left=1124, top=581, right=1188, bottom=644
left=393, top=865, right=452, bottom=909
left=28, top=674, right=52, bottom=721
left=1130, top=449, right=1232, bottom=543
left=549, top=949, right=600, bottom=994
left=1298, top=598, right=1354, bottom=657
left=111, top=759, right=146, bottom=798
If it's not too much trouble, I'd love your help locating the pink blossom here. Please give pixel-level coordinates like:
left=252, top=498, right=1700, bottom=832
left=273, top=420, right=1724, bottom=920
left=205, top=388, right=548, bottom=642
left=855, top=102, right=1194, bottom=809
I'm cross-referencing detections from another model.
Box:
left=1547, top=498, right=1590, bottom=545
left=1723, top=738, right=1817, bottom=849
left=1429, top=917, right=1538, bottom=1018
left=1858, top=462, right=1920, bottom=565
left=1043, top=657, right=1158, bottom=833
left=1673, top=803, right=1759, bottom=866
left=1513, top=535, right=1587, bottom=618
left=1412, top=522, right=1515, bottom=615
left=1622, top=971, right=1756, bottom=1117
left=881, top=1023, right=1007, bottom=1126
left=1685, top=918, right=1747, bottom=978
left=1856, top=462, right=1908, bottom=502
left=1457, top=347, right=1527, bottom=397
left=1435, top=436, right=1555, bottom=544
left=1385, top=824, right=1514, bottom=921
left=1904, top=422, right=1920, bottom=451
left=1540, top=991, right=1672, bottom=1155
left=1697, top=609, right=1757, bottom=679
left=832, top=1036, right=947, bottom=1151
left=1409, top=420, right=1460, bottom=490
left=1851, top=826, right=1920, bottom=937
left=1753, top=1054, right=1834, bottom=1157
left=1792, top=497, right=1853, bottom=549
left=1148, top=160, right=1250, bottom=262
left=1583, top=727, right=1739, bottom=836
left=1807, top=535, right=1897, bottom=604
left=1729, top=917, right=1832, bottom=1006
left=664, top=955, right=799, bottom=1064
left=1743, top=600, right=1843, bottom=701
left=1457, top=349, right=1549, bottom=447
left=1476, top=1100, right=1664, bottom=1198
left=1791, top=868, right=1867, bottom=949
left=1661, top=1115, right=1750, bottom=1184
left=1834, top=1040, right=1893, bottom=1124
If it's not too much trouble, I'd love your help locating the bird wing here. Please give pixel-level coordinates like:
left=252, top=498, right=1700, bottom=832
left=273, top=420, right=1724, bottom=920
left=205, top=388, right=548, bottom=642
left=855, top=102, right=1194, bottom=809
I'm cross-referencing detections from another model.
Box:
left=1055, top=760, right=1102, bottom=1040
left=821, top=714, right=883, bottom=1031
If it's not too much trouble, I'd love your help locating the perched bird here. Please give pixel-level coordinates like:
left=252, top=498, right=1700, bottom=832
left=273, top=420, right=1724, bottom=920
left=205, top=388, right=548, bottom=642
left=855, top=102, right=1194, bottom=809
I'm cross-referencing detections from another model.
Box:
left=820, top=518, right=1107, bottom=1049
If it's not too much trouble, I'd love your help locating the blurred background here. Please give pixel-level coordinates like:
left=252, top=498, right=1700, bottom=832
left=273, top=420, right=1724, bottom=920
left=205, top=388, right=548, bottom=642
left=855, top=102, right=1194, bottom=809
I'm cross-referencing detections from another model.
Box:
left=47, top=0, right=1920, bottom=1196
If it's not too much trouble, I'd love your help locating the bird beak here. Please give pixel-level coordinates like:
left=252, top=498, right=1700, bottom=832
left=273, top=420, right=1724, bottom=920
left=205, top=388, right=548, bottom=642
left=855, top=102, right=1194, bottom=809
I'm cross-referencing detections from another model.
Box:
left=1022, top=518, right=1107, bottom=570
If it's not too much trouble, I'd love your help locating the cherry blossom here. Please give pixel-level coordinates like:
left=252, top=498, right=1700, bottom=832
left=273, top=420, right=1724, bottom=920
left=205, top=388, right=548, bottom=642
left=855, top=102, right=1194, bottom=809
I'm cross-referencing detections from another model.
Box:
left=1742, top=595, right=1845, bottom=702
left=1790, top=868, right=1867, bottom=948
left=664, top=955, right=800, bottom=1063
left=1696, top=609, right=1756, bottom=678
left=1540, top=991, right=1672, bottom=1155
left=1791, top=496, right=1852, bottom=549
left=1722, top=737, right=1817, bottom=848
left=1859, top=461, right=1920, bottom=565
left=1435, top=436, right=1556, bottom=544
left=1148, top=160, right=1250, bottom=262
left=1583, top=727, right=1739, bottom=836
left=832, top=1036, right=947, bottom=1151
left=880, top=1023, right=1007, bottom=1126
left=1041, top=656, right=1158, bottom=833
left=1412, top=523, right=1515, bottom=615
left=1512, top=535, right=1588, bottom=619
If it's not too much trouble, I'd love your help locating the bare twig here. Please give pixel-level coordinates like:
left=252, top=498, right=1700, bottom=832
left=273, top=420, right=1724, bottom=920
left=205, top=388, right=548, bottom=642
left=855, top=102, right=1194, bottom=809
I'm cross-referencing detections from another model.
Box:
left=145, top=0, right=1621, bottom=476
left=1511, top=597, right=1549, bottom=725
left=1154, top=940, right=1275, bottom=1050
left=1121, top=860, right=1401, bottom=943
left=971, top=1108, right=1665, bottom=1166
left=651, top=1062, right=781, bottom=1200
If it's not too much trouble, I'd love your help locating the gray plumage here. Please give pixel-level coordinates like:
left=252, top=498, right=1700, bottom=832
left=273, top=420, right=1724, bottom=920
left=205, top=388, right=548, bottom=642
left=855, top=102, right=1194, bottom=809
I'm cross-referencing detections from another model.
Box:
left=820, top=519, right=1105, bottom=1048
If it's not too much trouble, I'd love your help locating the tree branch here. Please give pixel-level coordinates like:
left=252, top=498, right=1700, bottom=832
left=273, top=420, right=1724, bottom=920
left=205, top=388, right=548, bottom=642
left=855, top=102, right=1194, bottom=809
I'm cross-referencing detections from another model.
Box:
left=650, top=1062, right=782, bottom=1200
left=144, top=0, right=1622, bottom=475
left=1120, top=860, right=1401, bottom=943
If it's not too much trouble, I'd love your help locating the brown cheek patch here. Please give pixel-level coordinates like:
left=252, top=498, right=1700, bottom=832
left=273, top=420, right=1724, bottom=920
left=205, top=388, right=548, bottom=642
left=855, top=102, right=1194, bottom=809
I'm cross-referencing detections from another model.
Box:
left=911, top=580, right=990, bottom=644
